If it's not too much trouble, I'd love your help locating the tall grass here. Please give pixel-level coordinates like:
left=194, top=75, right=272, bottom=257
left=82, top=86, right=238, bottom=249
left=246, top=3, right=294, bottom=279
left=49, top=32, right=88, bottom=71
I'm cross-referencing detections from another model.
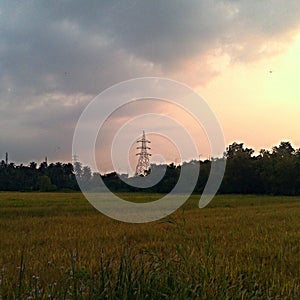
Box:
left=1, top=220, right=299, bottom=299
left=0, top=193, right=299, bottom=299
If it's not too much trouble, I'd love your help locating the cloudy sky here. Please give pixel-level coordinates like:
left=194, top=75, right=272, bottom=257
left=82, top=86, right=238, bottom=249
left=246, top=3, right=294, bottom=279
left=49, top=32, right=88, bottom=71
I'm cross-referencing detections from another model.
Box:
left=1, top=0, right=300, bottom=171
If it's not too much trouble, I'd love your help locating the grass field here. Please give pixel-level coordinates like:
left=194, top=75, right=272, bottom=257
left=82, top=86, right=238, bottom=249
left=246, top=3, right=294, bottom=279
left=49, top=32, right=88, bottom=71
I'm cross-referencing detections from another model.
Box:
left=0, top=192, right=299, bottom=299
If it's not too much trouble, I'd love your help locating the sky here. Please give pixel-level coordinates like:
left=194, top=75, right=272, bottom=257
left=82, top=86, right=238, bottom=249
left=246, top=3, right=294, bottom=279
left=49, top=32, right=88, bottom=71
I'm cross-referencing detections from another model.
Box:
left=0, top=0, right=300, bottom=172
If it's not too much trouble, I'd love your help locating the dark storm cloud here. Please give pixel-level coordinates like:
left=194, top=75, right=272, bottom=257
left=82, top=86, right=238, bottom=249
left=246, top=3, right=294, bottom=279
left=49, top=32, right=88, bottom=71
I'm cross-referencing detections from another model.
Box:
left=2, top=0, right=300, bottom=95
left=0, top=0, right=300, bottom=162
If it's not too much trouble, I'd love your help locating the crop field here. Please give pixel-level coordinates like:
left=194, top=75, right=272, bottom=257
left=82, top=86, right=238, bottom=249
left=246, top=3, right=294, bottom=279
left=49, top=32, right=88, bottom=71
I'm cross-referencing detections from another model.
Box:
left=0, top=192, right=299, bottom=299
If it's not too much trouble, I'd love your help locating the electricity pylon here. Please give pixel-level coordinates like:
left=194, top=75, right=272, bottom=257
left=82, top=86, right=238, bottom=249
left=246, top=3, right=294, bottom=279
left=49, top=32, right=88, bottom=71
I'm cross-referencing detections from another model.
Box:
left=135, top=131, right=151, bottom=176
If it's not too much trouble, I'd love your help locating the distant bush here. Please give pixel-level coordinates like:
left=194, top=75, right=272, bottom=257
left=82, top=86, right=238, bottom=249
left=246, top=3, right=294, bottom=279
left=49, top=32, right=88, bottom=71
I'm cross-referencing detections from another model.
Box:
left=37, top=176, right=57, bottom=192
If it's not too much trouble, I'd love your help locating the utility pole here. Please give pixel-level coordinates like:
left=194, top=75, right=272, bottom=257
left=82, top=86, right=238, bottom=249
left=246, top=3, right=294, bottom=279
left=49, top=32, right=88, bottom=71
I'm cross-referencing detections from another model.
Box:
left=72, top=154, right=79, bottom=164
left=135, top=131, right=151, bottom=176
left=5, top=152, right=8, bottom=166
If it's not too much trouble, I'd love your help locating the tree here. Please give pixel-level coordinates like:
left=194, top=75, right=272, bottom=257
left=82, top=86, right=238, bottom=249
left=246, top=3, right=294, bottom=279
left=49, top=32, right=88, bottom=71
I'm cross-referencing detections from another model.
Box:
left=74, top=162, right=83, bottom=178
left=272, top=141, right=295, bottom=158
left=82, top=166, right=92, bottom=182
left=29, top=162, right=37, bottom=170
left=37, top=175, right=57, bottom=192
left=225, top=142, right=254, bottom=159
left=222, top=142, right=258, bottom=193
left=269, top=141, right=297, bottom=195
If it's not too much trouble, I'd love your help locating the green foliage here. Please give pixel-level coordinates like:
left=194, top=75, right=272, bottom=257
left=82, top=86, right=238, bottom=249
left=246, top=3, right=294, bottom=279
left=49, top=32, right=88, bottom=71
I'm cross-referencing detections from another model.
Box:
left=37, top=175, right=57, bottom=192
left=221, top=141, right=300, bottom=195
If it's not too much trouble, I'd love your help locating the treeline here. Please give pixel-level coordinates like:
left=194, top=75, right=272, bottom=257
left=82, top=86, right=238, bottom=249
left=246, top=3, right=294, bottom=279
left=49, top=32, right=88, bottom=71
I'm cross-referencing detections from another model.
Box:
left=0, top=161, right=78, bottom=192
left=0, top=141, right=299, bottom=195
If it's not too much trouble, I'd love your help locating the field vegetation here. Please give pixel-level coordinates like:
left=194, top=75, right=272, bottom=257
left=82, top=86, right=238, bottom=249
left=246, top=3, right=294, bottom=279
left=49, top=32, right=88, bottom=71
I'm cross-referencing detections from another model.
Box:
left=0, top=192, right=299, bottom=299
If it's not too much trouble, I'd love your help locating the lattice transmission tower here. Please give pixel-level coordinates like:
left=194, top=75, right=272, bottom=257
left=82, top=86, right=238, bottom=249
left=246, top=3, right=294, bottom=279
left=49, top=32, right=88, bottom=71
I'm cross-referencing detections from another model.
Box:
left=135, top=131, right=151, bottom=176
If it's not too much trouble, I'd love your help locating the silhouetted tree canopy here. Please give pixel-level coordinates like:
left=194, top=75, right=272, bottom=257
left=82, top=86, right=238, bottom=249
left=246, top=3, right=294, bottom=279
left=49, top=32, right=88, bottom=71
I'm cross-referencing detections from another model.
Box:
left=0, top=141, right=299, bottom=195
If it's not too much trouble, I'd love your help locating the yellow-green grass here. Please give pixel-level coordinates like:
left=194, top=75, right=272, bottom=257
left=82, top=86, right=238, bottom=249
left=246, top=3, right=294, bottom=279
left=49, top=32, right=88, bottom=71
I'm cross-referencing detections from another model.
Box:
left=0, top=192, right=299, bottom=299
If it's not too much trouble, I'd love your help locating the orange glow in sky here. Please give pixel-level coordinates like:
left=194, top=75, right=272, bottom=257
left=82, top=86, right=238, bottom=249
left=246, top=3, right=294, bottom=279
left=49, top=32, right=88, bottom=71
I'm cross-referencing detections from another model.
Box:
left=198, top=31, right=300, bottom=153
